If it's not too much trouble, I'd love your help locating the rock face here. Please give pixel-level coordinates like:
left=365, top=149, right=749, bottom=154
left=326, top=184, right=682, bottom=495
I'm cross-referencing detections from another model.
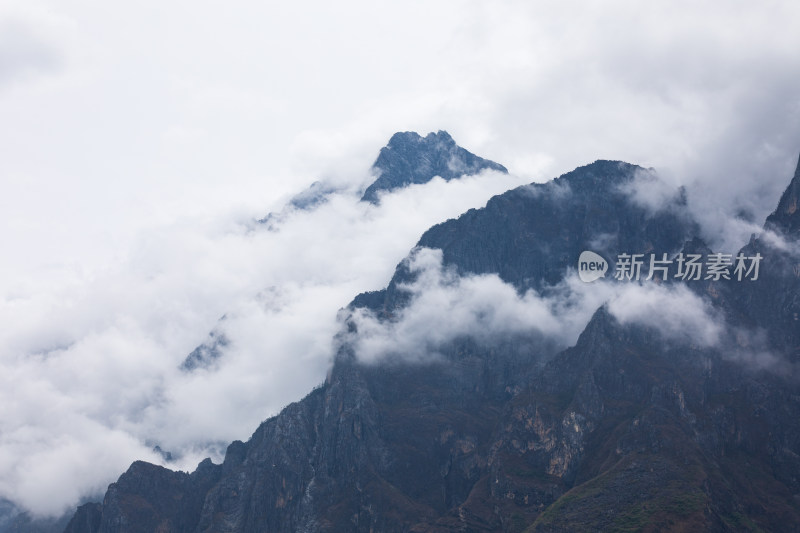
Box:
left=91, top=460, right=221, bottom=533
left=360, top=131, right=507, bottom=204
left=353, top=159, right=695, bottom=313
left=63, top=504, right=101, bottom=533
left=766, top=153, right=800, bottom=236
left=62, top=147, right=800, bottom=532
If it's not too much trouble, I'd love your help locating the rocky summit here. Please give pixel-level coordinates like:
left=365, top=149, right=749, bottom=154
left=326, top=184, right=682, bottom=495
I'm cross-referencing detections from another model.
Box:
left=257, top=130, right=504, bottom=227
left=360, top=131, right=508, bottom=204
left=54, top=138, right=800, bottom=532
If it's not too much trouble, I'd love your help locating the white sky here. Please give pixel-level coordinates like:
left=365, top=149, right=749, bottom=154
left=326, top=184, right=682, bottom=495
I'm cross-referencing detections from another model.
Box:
left=2, top=0, right=800, bottom=518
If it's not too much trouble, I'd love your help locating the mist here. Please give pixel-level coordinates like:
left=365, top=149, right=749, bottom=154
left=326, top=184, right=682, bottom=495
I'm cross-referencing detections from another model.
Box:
left=0, top=168, right=527, bottom=516
left=2, top=0, right=800, bottom=519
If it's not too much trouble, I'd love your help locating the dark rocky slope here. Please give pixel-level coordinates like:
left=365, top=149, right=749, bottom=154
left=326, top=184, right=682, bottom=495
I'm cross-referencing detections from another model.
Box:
left=63, top=152, right=800, bottom=532
left=352, top=159, right=695, bottom=313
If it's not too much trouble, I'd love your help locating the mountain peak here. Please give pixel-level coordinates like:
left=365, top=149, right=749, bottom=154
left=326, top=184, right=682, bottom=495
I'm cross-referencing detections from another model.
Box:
left=386, top=130, right=455, bottom=146
left=765, top=152, right=800, bottom=236
left=360, top=130, right=507, bottom=204
left=553, top=159, right=640, bottom=191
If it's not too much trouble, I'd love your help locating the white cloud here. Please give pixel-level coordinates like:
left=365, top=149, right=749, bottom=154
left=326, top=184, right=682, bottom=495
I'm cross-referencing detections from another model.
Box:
left=2, top=0, right=800, bottom=519
left=606, top=283, right=724, bottom=347
left=350, top=248, right=563, bottom=363
left=349, top=248, right=615, bottom=364
left=618, top=168, right=685, bottom=215
left=347, top=248, right=736, bottom=366
left=0, top=4, right=74, bottom=88
left=0, top=168, right=528, bottom=516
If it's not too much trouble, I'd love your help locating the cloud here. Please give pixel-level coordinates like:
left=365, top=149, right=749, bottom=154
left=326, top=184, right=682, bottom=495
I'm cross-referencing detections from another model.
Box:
left=606, top=282, right=724, bottom=348
left=350, top=248, right=562, bottom=363
left=0, top=11, right=66, bottom=88
left=606, top=278, right=799, bottom=376
left=721, top=326, right=798, bottom=376
left=348, top=248, right=783, bottom=376
left=617, top=168, right=687, bottom=215
left=348, top=247, right=613, bottom=364
left=2, top=0, right=800, bottom=520
left=0, top=167, right=528, bottom=516
left=448, top=2, right=800, bottom=249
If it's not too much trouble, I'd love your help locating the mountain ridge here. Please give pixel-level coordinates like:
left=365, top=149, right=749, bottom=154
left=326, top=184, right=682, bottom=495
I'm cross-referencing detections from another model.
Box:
left=51, top=138, right=800, bottom=532
left=257, top=130, right=507, bottom=230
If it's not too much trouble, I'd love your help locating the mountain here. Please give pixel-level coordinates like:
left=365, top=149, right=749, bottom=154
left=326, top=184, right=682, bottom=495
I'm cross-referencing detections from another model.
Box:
left=181, top=327, right=229, bottom=372
left=60, top=143, right=800, bottom=532
left=189, top=131, right=508, bottom=372
left=257, top=130, right=506, bottom=230
left=352, top=160, right=695, bottom=313
left=257, top=181, right=344, bottom=228
left=360, top=131, right=507, bottom=204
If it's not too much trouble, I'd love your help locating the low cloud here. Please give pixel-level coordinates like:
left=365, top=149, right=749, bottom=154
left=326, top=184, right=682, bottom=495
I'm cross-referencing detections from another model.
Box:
left=618, top=167, right=687, bottom=215
left=2, top=0, right=800, bottom=521
left=606, top=282, right=724, bottom=347
left=724, top=327, right=798, bottom=376
left=0, top=168, right=528, bottom=517
left=351, top=248, right=563, bottom=363
left=349, top=249, right=783, bottom=379
left=0, top=17, right=62, bottom=87
left=349, top=247, right=611, bottom=364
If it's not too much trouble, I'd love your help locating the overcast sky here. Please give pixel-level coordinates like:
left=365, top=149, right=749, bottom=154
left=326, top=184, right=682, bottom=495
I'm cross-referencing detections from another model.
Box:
left=2, top=0, right=800, bottom=518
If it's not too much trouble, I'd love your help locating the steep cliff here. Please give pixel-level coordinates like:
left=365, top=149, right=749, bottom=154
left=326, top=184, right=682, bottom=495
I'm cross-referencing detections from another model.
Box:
left=62, top=147, right=800, bottom=532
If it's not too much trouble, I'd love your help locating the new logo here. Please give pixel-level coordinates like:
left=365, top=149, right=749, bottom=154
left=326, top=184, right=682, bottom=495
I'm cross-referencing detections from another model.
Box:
left=578, top=251, right=608, bottom=282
